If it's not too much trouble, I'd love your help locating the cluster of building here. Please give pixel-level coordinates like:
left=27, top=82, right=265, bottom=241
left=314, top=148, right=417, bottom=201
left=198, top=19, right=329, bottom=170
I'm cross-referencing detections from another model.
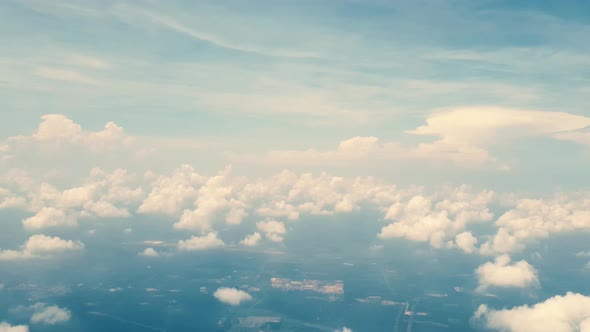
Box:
left=355, top=296, right=404, bottom=306
left=238, top=316, right=282, bottom=330
left=270, top=277, right=344, bottom=295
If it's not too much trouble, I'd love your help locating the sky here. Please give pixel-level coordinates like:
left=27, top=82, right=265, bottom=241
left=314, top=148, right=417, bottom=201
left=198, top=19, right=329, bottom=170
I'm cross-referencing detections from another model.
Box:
left=1, top=1, right=590, bottom=331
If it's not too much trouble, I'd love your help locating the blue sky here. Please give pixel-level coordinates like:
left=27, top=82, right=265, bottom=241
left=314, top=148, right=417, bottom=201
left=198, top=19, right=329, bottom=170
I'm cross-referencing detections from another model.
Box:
left=2, top=0, right=589, bottom=132
left=2, top=0, right=590, bottom=189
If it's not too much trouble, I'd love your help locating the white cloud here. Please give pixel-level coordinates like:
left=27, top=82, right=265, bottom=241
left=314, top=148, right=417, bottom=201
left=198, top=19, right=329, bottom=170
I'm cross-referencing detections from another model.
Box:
left=474, top=292, right=590, bottom=332
left=379, top=187, right=494, bottom=248
left=0, top=322, right=29, bottom=332
left=576, top=251, right=590, bottom=257
left=225, top=199, right=248, bottom=225
left=213, top=287, right=252, bottom=306
left=409, top=107, right=590, bottom=145
left=177, top=232, right=224, bottom=251
left=82, top=200, right=130, bottom=218
left=1, top=116, right=140, bottom=177
left=87, top=168, right=144, bottom=204
left=475, top=255, right=539, bottom=291
left=257, top=220, right=286, bottom=243
left=334, top=328, right=353, bottom=332
left=139, top=248, right=159, bottom=257
left=454, top=231, right=478, bottom=254
left=3, top=120, right=590, bottom=261
left=28, top=303, right=71, bottom=325
left=0, top=190, right=25, bottom=210
left=22, top=207, right=77, bottom=230
left=2, top=168, right=142, bottom=231
left=172, top=166, right=236, bottom=231
left=24, top=234, right=84, bottom=254
left=10, top=114, right=129, bottom=148
left=480, top=195, right=590, bottom=255
left=138, top=165, right=203, bottom=216
left=240, top=232, right=262, bottom=247
left=0, top=234, right=84, bottom=261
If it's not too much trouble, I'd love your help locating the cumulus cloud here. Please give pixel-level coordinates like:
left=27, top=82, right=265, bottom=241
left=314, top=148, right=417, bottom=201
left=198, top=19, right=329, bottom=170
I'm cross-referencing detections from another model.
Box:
left=1, top=168, right=142, bottom=232
left=379, top=186, right=494, bottom=248
left=453, top=231, right=479, bottom=254
left=475, top=255, right=539, bottom=291
left=172, top=166, right=239, bottom=231
left=480, top=195, right=590, bottom=255
left=3, top=117, right=590, bottom=262
left=9, top=114, right=130, bottom=148
left=240, top=232, right=262, bottom=247
left=139, top=248, right=160, bottom=257
left=0, top=188, right=25, bottom=210
left=81, top=201, right=130, bottom=218
left=0, top=234, right=84, bottom=261
left=213, top=287, right=252, bottom=306
left=28, top=303, right=71, bottom=325
left=24, top=234, right=84, bottom=253
left=0, top=322, right=29, bottom=332
left=22, top=207, right=77, bottom=230
left=138, top=165, right=203, bottom=216
left=177, top=233, right=225, bottom=251
left=256, top=220, right=286, bottom=243
left=474, top=292, right=590, bottom=332
left=0, top=115, right=148, bottom=186
left=5, top=163, right=412, bottom=238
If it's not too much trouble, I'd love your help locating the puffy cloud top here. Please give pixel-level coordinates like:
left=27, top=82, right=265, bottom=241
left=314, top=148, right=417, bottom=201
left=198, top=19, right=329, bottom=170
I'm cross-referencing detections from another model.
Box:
left=240, top=232, right=262, bottom=247
left=28, top=303, right=71, bottom=325
left=139, top=248, right=160, bottom=257
left=177, top=233, right=224, bottom=251
left=257, top=220, right=286, bottom=243
left=474, top=292, right=590, bottom=332
left=213, top=287, right=253, bottom=306
left=0, top=234, right=84, bottom=261
left=0, top=322, right=29, bottom=332
left=476, top=255, right=539, bottom=291
left=22, top=207, right=76, bottom=230
left=24, top=234, right=84, bottom=253
left=28, top=114, right=127, bottom=147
